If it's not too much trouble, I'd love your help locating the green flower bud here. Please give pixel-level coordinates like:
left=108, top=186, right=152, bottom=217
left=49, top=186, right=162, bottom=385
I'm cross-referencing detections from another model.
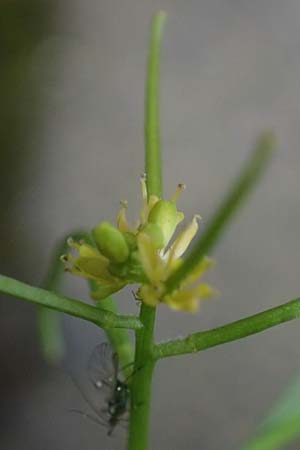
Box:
left=148, top=200, right=184, bottom=247
left=92, top=222, right=129, bottom=263
left=141, top=223, right=165, bottom=249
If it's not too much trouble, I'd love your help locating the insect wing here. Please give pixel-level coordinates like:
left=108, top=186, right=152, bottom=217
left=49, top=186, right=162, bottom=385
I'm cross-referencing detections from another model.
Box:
left=87, top=342, right=118, bottom=393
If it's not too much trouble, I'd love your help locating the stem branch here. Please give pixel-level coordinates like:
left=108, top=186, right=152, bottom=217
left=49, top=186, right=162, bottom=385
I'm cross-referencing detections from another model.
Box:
left=0, top=274, right=142, bottom=330
left=154, top=298, right=300, bottom=359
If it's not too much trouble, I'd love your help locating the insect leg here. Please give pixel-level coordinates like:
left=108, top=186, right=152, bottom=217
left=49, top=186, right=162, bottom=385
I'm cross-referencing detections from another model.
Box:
left=68, top=409, right=107, bottom=428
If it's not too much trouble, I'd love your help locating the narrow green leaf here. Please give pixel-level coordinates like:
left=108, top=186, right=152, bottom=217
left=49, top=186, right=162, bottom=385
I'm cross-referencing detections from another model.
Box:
left=38, top=234, right=70, bottom=364
left=262, top=378, right=300, bottom=427
left=239, top=420, right=300, bottom=450
left=165, top=132, right=275, bottom=293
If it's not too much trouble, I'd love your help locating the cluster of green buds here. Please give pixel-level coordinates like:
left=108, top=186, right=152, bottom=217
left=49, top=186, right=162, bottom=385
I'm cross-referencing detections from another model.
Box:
left=61, top=176, right=215, bottom=312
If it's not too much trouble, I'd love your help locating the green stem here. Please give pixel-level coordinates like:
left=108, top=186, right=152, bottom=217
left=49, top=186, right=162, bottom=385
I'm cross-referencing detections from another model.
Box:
left=165, top=132, right=275, bottom=293
left=128, top=305, right=156, bottom=450
left=95, top=297, right=134, bottom=371
left=144, top=11, right=166, bottom=198
left=153, top=298, right=300, bottom=359
left=0, top=274, right=142, bottom=330
left=37, top=308, right=64, bottom=364
left=128, top=11, right=166, bottom=450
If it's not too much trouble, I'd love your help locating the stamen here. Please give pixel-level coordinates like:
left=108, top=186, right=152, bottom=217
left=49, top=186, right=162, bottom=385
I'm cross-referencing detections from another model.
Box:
left=140, top=173, right=148, bottom=203
left=117, top=200, right=130, bottom=232
left=172, top=183, right=186, bottom=203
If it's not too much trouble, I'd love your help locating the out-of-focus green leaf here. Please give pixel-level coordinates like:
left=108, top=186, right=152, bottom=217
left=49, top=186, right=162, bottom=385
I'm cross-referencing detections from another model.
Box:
left=237, top=378, right=300, bottom=450
left=165, top=132, right=275, bottom=294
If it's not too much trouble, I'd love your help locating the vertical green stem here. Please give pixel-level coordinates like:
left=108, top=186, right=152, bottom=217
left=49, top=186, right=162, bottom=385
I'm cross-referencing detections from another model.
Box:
left=128, top=306, right=156, bottom=450
left=128, top=11, right=166, bottom=450
left=95, top=296, right=134, bottom=371
left=144, top=11, right=166, bottom=199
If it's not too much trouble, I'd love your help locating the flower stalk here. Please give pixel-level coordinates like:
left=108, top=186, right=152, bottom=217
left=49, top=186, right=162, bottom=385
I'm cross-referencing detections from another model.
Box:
left=127, top=11, right=166, bottom=450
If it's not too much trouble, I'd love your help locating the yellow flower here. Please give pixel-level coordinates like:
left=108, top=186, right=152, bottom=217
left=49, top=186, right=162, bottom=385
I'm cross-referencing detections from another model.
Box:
left=61, top=238, right=126, bottom=299
left=137, top=213, right=216, bottom=312
left=60, top=176, right=160, bottom=300
left=61, top=176, right=216, bottom=311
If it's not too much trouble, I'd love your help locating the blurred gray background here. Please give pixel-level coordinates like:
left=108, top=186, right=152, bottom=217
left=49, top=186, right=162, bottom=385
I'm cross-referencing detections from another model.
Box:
left=1, top=0, right=300, bottom=449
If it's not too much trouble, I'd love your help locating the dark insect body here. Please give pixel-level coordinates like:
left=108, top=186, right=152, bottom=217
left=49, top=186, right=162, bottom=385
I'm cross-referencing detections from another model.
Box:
left=106, top=379, right=130, bottom=435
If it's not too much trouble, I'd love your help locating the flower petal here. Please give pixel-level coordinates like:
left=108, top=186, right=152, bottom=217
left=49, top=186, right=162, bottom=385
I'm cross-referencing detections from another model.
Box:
left=193, top=283, right=216, bottom=298
left=73, top=256, right=111, bottom=279
left=164, top=290, right=199, bottom=312
left=181, top=256, right=215, bottom=288
left=165, top=215, right=200, bottom=265
left=91, top=282, right=126, bottom=300
left=137, top=232, right=164, bottom=283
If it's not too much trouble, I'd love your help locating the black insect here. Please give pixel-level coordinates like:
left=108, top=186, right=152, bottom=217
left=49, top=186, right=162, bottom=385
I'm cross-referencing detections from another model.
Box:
left=71, top=342, right=131, bottom=435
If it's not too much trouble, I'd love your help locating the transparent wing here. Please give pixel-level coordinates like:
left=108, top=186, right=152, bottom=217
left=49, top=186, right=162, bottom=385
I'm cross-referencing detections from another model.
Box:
left=69, top=343, right=131, bottom=433
left=87, top=342, right=118, bottom=393
left=67, top=370, right=110, bottom=425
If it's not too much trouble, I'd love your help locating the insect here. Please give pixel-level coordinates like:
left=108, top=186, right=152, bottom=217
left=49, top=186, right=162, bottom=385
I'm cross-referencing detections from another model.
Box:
left=71, top=342, right=131, bottom=435
left=88, top=342, right=131, bottom=435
